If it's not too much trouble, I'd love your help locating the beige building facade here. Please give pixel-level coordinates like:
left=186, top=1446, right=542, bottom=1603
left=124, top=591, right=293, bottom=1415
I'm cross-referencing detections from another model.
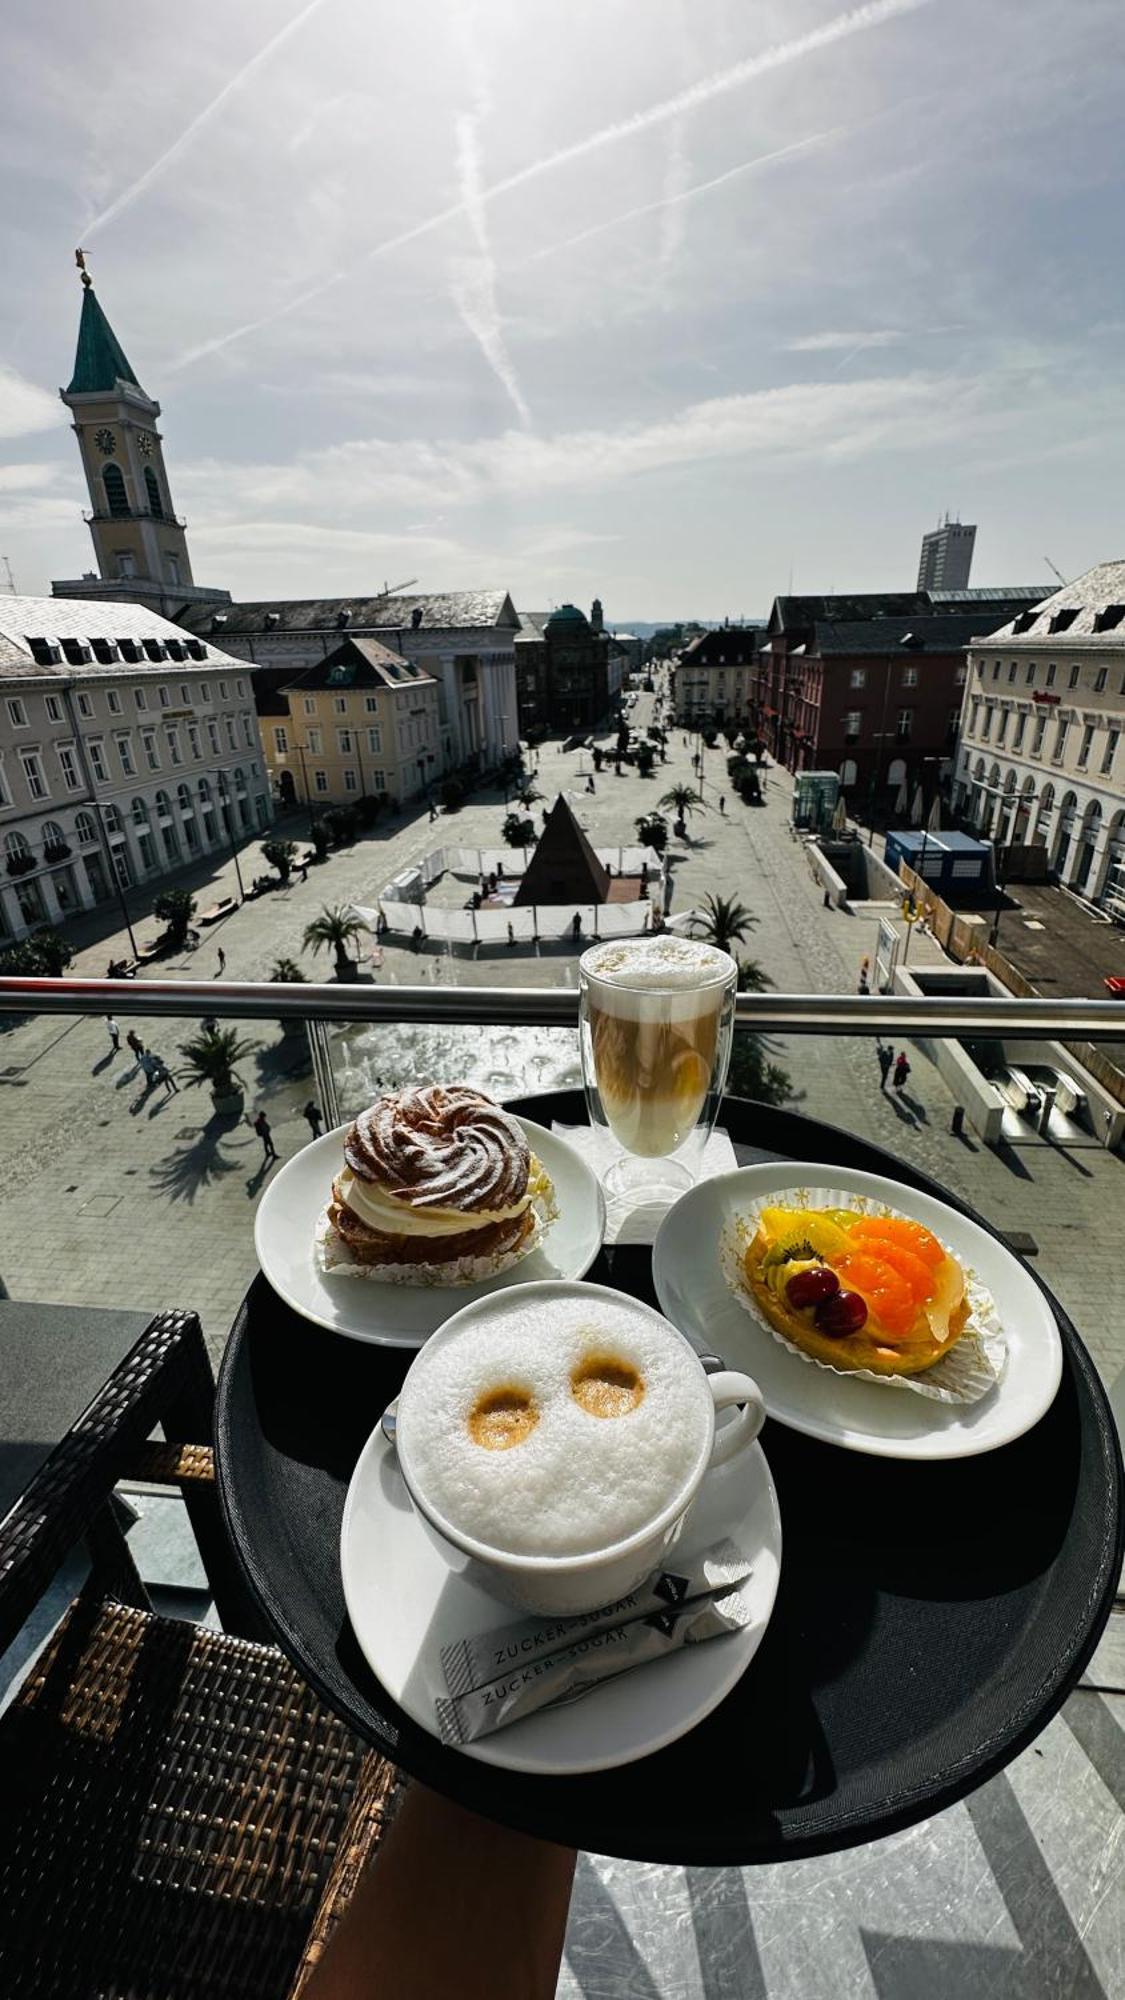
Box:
left=0, top=597, right=271, bottom=943
left=265, top=638, right=441, bottom=810
left=954, top=560, right=1125, bottom=915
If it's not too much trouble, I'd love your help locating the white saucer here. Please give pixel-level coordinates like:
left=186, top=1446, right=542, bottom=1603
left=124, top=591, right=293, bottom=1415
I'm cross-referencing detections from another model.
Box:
left=254, top=1117, right=606, bottom=1346
left=653, top=1162, right=1063, bottom=1461
left=340, top=1427, right=781, bottom=1775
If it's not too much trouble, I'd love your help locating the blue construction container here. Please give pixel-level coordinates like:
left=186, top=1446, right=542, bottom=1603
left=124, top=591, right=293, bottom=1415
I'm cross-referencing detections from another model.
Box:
left=884, top=828, right=993, bottom=893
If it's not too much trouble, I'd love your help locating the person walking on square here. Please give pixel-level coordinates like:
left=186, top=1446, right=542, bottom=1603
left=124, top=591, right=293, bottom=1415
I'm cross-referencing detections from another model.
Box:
left=719, top=794, right=726, bottom=815
left=253, top=1110, right=278, bottom=1162
left=893, top=1051, right=911, bottom=1094
left=125, top=1028, right=145, bottom=1069
left=138, top=1049, right=158, bottom=1091
left=217, top=945, right=226, bottom=976
left=303, top=1101, right=323, bottom=1141
left=151, top=1055, right=179, bottom=1095
left=106, top=1016, right=120, bottom=1054
left=877, top=1044, right=894, bottom=1092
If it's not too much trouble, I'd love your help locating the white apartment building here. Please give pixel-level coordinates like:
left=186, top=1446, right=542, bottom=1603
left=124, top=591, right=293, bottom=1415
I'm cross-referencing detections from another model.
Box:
left=0, top=596, right=272, bottom=944
left=954, top=560, right=1125, bottom=915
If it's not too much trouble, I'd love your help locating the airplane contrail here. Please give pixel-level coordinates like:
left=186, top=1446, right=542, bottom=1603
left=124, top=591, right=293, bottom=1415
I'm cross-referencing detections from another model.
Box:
left=84, top=0, right=332, bottom=237
left=451, top=113, right=531, bottom=426
left=169, top=0, right=934, bottom=369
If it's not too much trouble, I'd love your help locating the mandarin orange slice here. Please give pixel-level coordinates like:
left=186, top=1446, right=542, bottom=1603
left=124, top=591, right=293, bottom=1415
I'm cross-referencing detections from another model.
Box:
left=850, top=1216, right=943, bottom=1267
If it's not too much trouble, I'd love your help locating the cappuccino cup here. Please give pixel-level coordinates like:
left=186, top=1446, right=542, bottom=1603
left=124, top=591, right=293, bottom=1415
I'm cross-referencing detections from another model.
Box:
left=390, top=1279, right=765, bottom=1615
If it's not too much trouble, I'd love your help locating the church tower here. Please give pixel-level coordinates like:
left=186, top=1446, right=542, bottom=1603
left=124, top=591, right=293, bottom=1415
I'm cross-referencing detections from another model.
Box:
left=53, top=253, right=228, bottom=619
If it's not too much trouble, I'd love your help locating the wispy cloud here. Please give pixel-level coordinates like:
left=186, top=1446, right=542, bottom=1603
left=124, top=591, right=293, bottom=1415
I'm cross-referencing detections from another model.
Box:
left=450, top=111, right=531, bottom=425
left=84, top=0, right=332, bottom=237
left=169, top=0, right=934, bottom=369
left=657, top=118, right=691, bottom=279
left=0, top=363, right=65, bottom=439
left=787, top=329, right=903, bottom=351
left=534, top=127, right=844, bottom=261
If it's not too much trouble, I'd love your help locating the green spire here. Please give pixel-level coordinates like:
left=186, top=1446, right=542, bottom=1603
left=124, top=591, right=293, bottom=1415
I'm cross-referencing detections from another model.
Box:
left=66, top=285, right=143, bottom=396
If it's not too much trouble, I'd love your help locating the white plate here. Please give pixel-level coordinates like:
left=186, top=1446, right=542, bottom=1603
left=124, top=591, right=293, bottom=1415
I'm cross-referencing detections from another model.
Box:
left=653, top=1162, right=1063, bottom=1461
left=340, top=1424, right=781, bottom=1776
left=254, top=1118, right=606, bottom=1346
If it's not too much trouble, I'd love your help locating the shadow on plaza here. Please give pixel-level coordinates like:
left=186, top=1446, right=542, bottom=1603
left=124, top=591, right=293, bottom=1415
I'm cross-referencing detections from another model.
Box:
left=148, top=1113, right=252, bottom=1204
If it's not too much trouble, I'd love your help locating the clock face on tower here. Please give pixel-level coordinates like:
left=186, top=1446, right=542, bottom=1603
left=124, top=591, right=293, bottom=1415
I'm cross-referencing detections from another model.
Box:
left=136, top=430, right=156, bottom=457
left=94, top=427, right=116, bottom=455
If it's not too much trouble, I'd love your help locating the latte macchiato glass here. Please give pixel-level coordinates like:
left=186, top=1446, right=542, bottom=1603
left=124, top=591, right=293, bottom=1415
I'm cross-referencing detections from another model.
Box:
left=579, top=936, right=737, bottom=1203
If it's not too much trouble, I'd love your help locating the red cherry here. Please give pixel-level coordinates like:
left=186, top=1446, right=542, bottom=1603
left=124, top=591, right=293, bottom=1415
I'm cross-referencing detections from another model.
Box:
left=814, top=1289, right=868, bottom=1338
left=785, top=1266, right=840, bottom=1310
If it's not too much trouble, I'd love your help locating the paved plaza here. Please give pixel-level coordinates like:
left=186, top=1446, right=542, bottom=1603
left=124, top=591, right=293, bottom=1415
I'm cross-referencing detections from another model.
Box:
left=1, top=688, right=1122, bottom=1392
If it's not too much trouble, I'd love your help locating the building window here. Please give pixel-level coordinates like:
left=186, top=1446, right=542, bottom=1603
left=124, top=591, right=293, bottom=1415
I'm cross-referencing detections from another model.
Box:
left=178, top=684, right=191, bottom=706
left=143, top=466, right=163, bottom=517
left=367, top=726, right=381, bottom=754
left=1012, top=711, right=1026, bottom=750
left=996, top=710, right=1009, bottom=745
left=896, top=709, right=913, bottom=741
left=225, top=718, right=237, bottom=751
left=1095, top=667, right=1108, bottom=692
left=948, top=706, right=962, bottom=740
left=981, top=706, right=993, bottom=740
left=307, top=728, right=322, bottom=753
left=1046, top=664, right=1056, bottom=687
left=1077, top=724, right=1094, bottom=768
left=7, top=697, right=28, bottom=728
left=364, top=696, right=379, bottom=713
left=969, top=700, right=980, bottom=735
left=1102, top=729, right=1120, bottom=775
left=102, top=463, right=129, bottom=517
left=992, top=662, right=1001, bottom=679
left=314, top=769, right=328, bottom=794
left=237, top=679, right=246, bottom=698
left=142, top=729, right=159, bottom=770
left=44, top=695, right=62, bottom=723
left=132, top=796, right=149, bottom=827
left=902, top=666, right=918, bottom=688
left=116, top=552, right=136, bottom=579
left=1008, top=663, right=1017, bottom=683
left=241, top=714, right=253, bottom=747
left=107, top=689, right=122, bottom=714
left=116, top=736, right=135, bottom=777
left=1068, top=664, right=1080, bottom=689
left=333, top=696, right=347, bottom=714
left=207, top=720, right=220, bottom=756
left=134, top=686, right=147, bottom=710
left=1025, top=663, right=1035, bottom=685
left=337, top=729, right=353, bottom=753
left=57, top=743, right=80, bottom=791
left=303, top=697, right=316, bottom=715
left=159, top=686, right=170, bottom=708
left=88, top=739, right=108, bottom=783
left=955, top=663, right=968, bottom=684
left=344, top=769, right=358, bottom=793
left=77, top=692, right=94, bottom=719
left=199, top=681, right=210, bottom=703
left=187, top=724, right=201, bottom=759
left=843, top=711, right=862, bottom=744
left=372, top=770, right=386, bottom=793
left=219, top=680, right=229, bottom=699
left=1053, top=719, right=1068, bottom=762
left=75, top=811, right=97, bottom=845
left=165, top=555, right=181, bottom=585
left=166, top=729, right=182, bottom=766
left=20, top=750, right=47, bottom=799
left=274, top=726, right=288, bottom=754
left=1031, top=715, right=1047, bottom=756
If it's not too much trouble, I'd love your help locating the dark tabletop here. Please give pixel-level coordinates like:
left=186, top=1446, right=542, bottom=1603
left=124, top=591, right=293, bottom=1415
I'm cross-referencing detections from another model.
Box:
left=215, top=1093, right=1124, bottom=1865
left=0, top=1300, right=154, bottom=1520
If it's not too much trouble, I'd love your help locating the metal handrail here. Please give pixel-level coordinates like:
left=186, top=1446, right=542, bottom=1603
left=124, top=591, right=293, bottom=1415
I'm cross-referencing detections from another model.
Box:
left=2, top=977, right=1124, bottom=1039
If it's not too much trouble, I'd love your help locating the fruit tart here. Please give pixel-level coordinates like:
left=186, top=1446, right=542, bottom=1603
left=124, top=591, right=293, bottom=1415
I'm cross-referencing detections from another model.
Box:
left=740, top=1204, right=970, bottom=1376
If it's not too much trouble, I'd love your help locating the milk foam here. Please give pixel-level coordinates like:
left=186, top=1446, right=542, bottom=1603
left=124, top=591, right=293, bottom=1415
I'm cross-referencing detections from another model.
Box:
left=582, top=938, right=733, bottom=1022
left=399, top=1295, right=711, bottom=1558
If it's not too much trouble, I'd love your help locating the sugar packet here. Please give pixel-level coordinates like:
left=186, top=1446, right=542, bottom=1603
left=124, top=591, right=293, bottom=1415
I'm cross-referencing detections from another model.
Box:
left=440, top=1538, right=751, bottom=1697
left=435, top=1586, right=750, bottom=1748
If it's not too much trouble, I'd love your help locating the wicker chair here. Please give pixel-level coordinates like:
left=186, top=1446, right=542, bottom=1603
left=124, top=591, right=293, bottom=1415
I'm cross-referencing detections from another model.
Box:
left=0, top=1309, right=400, bottom=1999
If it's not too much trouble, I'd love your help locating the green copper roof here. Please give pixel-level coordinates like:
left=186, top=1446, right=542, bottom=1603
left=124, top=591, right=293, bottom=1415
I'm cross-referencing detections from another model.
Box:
left=66, top=287, right=143, bottom=396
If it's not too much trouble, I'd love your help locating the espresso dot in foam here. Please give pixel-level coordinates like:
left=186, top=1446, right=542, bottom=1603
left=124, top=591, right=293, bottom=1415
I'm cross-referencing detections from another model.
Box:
left=399, top=1294, right=711, bottom=1558
left=583, top=937, right=734, bottom=1158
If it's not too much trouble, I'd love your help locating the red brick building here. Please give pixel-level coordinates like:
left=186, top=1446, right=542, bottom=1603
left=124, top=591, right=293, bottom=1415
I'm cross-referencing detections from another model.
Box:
left=751, top=590, right=1042, bottom=813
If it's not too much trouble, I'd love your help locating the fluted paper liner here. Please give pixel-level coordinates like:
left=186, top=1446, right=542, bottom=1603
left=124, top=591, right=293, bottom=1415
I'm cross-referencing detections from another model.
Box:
left=316, top=1182, right=558, bottom=1288
left=719, top=1187, right=1007, bottom=1403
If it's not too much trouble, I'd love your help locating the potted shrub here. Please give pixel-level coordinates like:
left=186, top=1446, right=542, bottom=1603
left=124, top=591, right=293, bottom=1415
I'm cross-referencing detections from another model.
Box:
left=178, top=1022, right=254, bottom=1115
left=270, top=956, right=307, bottom=1035
left=262, top=838, right=298, bottom=884
left=658, top=784, right=704, bottom=837
left=309, top=818, right=331, bottom=862
left=153, top=887, right=197, bottom=949
left=634, top=813, right=669, bottom=855
left=501, top=812, right=535, bottom=848
left=326, top=806, right=358, bottom=847
left=302, top=905, right=367, bottom=980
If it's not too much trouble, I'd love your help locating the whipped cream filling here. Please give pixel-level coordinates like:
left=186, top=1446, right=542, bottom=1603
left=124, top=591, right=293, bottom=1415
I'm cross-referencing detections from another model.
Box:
left=336, top=1164, right=533, bottom=1239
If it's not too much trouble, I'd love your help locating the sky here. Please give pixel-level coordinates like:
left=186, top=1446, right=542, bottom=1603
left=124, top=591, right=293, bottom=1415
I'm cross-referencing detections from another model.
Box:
left=1, top=0, right=1123, bottom=620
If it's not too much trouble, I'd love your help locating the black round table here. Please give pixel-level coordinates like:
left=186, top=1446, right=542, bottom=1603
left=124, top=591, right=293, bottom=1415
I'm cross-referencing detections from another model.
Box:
left=215, top=1093, right=1123, bottom=1864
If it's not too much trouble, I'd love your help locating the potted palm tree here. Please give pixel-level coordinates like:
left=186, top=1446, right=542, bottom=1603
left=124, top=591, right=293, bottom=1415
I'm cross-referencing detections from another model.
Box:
left=302, top=905, right=366, bottom=980
left=262, top=838, right=298, bottom=885
left=178, top=1022, right=254, bottom=1115
left=658, top=784, right=704, bottom=837
left=270, top=956, right=307, bottom=1037
left=690, top=891, right=757, bottom=954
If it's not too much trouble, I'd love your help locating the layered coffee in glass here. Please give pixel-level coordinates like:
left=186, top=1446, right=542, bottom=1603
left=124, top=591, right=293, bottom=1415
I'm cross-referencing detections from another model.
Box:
left=579, top=936, right=737, bottom=1202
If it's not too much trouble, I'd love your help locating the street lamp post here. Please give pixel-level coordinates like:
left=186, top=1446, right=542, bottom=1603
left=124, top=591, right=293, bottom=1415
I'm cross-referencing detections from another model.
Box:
left=216, top=772, right=246, bottom=903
